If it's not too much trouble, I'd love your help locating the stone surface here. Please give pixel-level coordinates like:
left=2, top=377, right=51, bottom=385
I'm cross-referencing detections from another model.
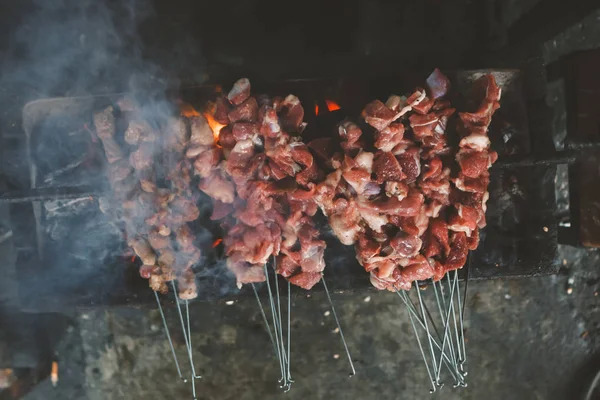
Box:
left=20, top=270, right=594, bottom=400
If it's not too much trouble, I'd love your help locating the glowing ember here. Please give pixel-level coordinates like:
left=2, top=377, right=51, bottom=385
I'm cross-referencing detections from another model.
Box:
left=131, top=255, right=136, bottom=263
left=51, top=361, right=58, bottom=387
left=0, top=369, right=13, bottom=389
left=212, top=238, right=223, bottom=248
left=314, top=104, right=319, bottom=116
left=180, top=102, right=201, bottom=118
left=325, top=99, right=341, bottom=112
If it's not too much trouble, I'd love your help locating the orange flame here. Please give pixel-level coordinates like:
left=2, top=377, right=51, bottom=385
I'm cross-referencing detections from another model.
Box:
left=212, top=238, right=223, bottom=248
left=51, top=361, right=58, bottom=387
left=204, top=102, right=226, bottom=141
left=314, top=104, right=319, bottom=116
left=180, top=102, right=201, bottom=118
left=325, top=100, right=341, bottom=112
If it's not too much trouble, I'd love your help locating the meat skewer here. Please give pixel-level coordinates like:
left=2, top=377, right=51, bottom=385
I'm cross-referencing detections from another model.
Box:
left=95, top=101, right=207, bottom=397
left=93, top=69, right=498, bottom=395
left=196, top=78, right=326, bottom=291
left=324, top=70, right=498, bottom=390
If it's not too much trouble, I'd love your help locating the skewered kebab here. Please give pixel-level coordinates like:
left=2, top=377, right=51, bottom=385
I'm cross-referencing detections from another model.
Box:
left=91, top=70, right=500, bottom=395
left=194, top=79, right=355, bottom=389
left=94, top=102, right=205, bottom=397
left=309, top=69, right=498, bottom=292
left=306, top=69, right=499, bottom=390
left=93, top=103, right=203, bottom=299
left=194, top=78, right=326, bottom=290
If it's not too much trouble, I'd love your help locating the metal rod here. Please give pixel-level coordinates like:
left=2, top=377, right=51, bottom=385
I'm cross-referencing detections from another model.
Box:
left=272, top=258, right=288, bottom=389
left=432, top=281, right=458, bottom=371
left=446, top=273, right=463, bottom=384
left=185, top=300, right=202, bottom=379
left=171, top=281, right=200, bottom=398
left=435, top=280, right=459, bottom=383
left=263, top=264, right=286, bottom=385
left=404, top=291, right=437, bottom=393
left=456, top=270, right=468, bottom=376
left=251, top=283, right=278, bottom=356
left=321, top=274, right=356, bottom=377
left=154, top=290, right=187, bottom=383
left=394, top=290, right=461, bottom=383
left=415, top=284, right=441, bottom=389
left=286, top=280, right=294, bottom=389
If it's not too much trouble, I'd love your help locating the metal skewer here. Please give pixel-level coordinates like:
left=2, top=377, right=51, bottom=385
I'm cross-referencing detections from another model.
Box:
left=154, top=290, right=187, bottom=383
left=394, top=289, right=461, bottom=383
left=185, top=300, right=202, bottom=380
left=171, top=281, right=200, bottom=399
left=382, top=268, right=470, bottom=391
left=432, top=281, right=459, bottom=374
left=458, top=264, right=470, bottom=376
left=434, top=280, right=458, bottom=384
left=403, top=290, right=437, bottom=394
left=446, top=273, right=463, bottom=384
left=321, top=274, right=356, bottom=377
left=251, top=283, right=278, bottom=356
left=272, top=258, right=289, bottom=389
left=263, top=264, right=286, bottom=386
left=414, top=283, right=442, bottom=390
left=285, top=280, right=294, bottom=391
left=434, top=279, right=464, bottom=387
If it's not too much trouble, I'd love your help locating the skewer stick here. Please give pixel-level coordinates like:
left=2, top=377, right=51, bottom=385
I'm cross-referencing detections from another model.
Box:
left=286, top=280, right=294, bottom=390
left=434, top=280, right=459, bottom=384
left=185, top=300, right=202, bottom=379
left=321, top=274, right=356, bottom=377
left=263, top=264, right=286, bottom=385
left=444, top=273, right=467, bottom=387
left=272, top=258, right=289, bottom=389
left=154, top=290, right=187, bottom=383
left=394, top=289, right=461, bottom=383
left=458, top=267, right=469, bottom=375
left=171, top=281, right=200, bottom=400
left=407, top=285, right=464, bottom=384
left=251, top=283, right=278, bottom=356
left=370, top=274, right=458, bottom=381
left=404, top=291, right=437, bottom=394
left=414, top=283, right=442, bottom=389
left=432, top=281, right=459, bottom=372
left=438, top=275, right=459, bottom=368
left=446, top=273, right=463, bottom=374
